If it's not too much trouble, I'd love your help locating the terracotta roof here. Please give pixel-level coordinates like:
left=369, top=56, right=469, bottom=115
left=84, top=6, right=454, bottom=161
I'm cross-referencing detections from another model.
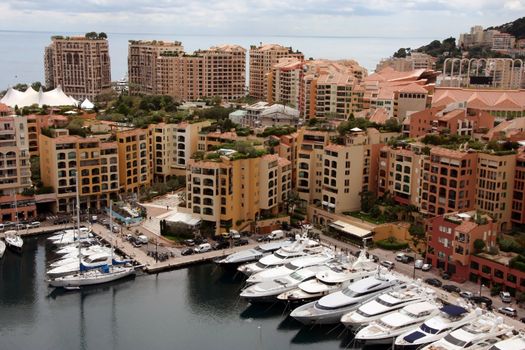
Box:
left=433, top=88, right=525, bottom=110
left=431, top=147, right=471, bottom=159
left=325, top=144, right=345, bottom=152
left=455, top=220, right=478, bottom=233
left=278, top=157, right=291, bottom=167
left=0, top=103, right=12, bottom=114
left=368, top=108, right=389, bottom=125
left=485, top=117, right=525, bottom=139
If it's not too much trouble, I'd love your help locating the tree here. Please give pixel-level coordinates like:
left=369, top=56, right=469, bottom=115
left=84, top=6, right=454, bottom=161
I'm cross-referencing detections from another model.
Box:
left=85, top=32, right=98, bottom=40
left=98, top=32, right=107, bottom=39
left=359, top=190, right=376, bottom=213
left=285, top=190, right=301, bottom=215
left=409, top=223, right=425, bottom=249
left=95, top=88, right=118, bottom=106
left=474, top=239, right=486, bottom=253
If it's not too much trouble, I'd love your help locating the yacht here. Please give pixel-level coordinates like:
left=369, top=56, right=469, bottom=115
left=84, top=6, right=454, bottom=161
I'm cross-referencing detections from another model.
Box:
left=47, top=252, right=114, bottom=276
left=488, top=331, right=525, bottom=350
left=419, top=313, right=514, bottom=350
left=49, top=246, right=114, bottom=267
left=0, top=239, right=5, bottom=258
left=290, top=270, right=403, bottom=325
left=47, top=265, right=136, bottom=289
left=237, top=235, right=321, bottom=276
left=55, top=240, right=98, bottom=255
left=240, top=265, right=330, bottom=303
left=277, top=250, right=377, bottom=303
left=354, top=301, right=440, bottom=344
left=4, top=230, right=23, bottom=253
left=395, top=304, right=479, bottom=349
left=216, top=241, right=291, bottom=268
left=246, top=249, right=334, bottom=284
left=48, top=228, right=93, bottom=245
left=341, top=282, right=433, bottom=330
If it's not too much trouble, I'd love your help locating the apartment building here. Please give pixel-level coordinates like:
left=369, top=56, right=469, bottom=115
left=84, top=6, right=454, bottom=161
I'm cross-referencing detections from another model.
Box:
left=512, top=152, right=525, bottom=225
left=156, top=54, right=203, bottom=101
left=425, top=211, right=496, bottom=281
left=197, top=130, right=239, bottom=153
left=419, top=147, right=477, bottom=216
left=377, top=146, right=422, bottom=207
left=492, top=32, right=516, bottom=52
left=0, top=115, right=34, bottom=221
left=44, top=35, right=111, bottom=100
left=242, top=102, right=300, bottom=128
left=249, top=44, right=304, bottom=100
left=273, top=133, right=298, bottom=188
left=128, top=40, right=184, bottom=95
left=186, top=152, right=291, bottom=234
left=476, top=152, right=515, bottom=231
left=39, top=131, right=119, bottom=213
left=268, top=57, right=304, bottom=109
left=406, top=104, right=495, bottom=138
left=376, top=53, right=436, bottom=72
left=26, top=114, right=69, bottom=156
left=116, top=129, right=152, bottom=193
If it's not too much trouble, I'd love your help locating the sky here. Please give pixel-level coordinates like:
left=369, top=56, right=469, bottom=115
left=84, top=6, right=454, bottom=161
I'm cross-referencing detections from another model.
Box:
left=0, top=0, right=523, bottom=38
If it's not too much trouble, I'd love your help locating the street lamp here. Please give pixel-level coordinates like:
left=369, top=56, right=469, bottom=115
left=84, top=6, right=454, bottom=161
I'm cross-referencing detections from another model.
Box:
left=412, top=251, right=417, bottom=279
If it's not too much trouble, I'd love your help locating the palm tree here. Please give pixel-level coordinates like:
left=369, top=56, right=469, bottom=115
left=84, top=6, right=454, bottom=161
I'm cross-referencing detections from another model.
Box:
left=285, top=190, right=301, bottom=214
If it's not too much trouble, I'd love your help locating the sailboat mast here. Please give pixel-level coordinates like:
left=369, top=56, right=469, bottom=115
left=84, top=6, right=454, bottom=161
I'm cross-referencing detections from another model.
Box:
left=76, top=169, right=81, bottom=270
left=110, top=200, right=113, bottom=265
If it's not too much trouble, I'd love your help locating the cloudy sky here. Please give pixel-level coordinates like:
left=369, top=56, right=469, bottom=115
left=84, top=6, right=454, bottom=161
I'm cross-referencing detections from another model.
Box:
left=0, top=0, right=523, bottom=38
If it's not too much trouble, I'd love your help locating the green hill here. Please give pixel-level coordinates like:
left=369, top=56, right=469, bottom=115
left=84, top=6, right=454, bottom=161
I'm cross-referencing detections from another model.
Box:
left=488, top=16, right=525, bottom=39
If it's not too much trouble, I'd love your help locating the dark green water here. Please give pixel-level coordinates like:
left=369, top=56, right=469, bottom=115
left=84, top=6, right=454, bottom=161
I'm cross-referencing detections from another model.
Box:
left=0, top=236, right=380, bottom=350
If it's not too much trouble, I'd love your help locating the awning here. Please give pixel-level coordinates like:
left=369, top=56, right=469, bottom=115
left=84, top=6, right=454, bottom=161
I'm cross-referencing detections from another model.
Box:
left=165, top=212, right=201, bottom=227
left=329, top=220, right=372, bottom=238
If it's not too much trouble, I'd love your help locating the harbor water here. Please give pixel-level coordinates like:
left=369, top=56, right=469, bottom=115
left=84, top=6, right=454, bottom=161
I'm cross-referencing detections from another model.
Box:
left=0, top=235, right=386, bottom=350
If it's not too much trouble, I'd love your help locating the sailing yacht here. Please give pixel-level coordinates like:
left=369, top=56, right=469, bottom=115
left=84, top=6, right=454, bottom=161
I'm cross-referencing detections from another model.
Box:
left=4, top=230, right=23, bottom=253
left=341, top=282, right=433, bottom=330
left=47, top=252, right=114, bottom=276
left=277, top=250, right=377, bottom=303
left=354, top=300, right=441, bottom=344
left=290, top=269, right=403, bottom=325
left=394, top=304, right=479, bottom=348
left=237, top=234, right=321, bottom=276
left=246, top=249, right=334, bottom=284
left=419, top=313, right=514, bottom=350
left=47, top=181, right=136, bottom=289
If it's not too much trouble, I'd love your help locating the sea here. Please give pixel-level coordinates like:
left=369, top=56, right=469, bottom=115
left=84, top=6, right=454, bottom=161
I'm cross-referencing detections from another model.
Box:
left=0, top=30, right=434, bottom=90
left=0, top=235, right=390, bottom=350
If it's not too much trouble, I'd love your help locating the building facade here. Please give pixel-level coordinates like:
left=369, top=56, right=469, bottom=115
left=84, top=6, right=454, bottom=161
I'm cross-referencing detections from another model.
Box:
left=44, top=35, right=111, bottom=100
left=116, top=129, right=152, bottom=193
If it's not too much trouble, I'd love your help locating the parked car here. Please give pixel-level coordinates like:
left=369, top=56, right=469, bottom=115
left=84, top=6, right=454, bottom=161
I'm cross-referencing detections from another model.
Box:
left=421, top=263, right=432, bottom=271
left=137, top=235, right=149, bottom=244
left=256, top=235, right=270, bottom=242
left=194, top=243, right=212, bottom=253
left=234, top=238, right=249, bottom=247
left=424, top=278, right=442, bottom=288
left=470, top=296, right=493, bottom=307
left=181, top=248, right=194, bottom=256
left=380, top=261, right=395, bottom=269
left=500, top=291, right=512, bottom=303
left=240, top=231, right=251, bottom=237
left=395, top=253, right=406, bottom=262
left=414, top=259, right=424, bottom=269
left=267, top=230, right=285, bottom=240
left=370, top=254, right=380, bottom=263
left=213, top=241, right=229, bottom=250
left=442, top=273, right=451, bottom=280
left=460, top=291, right=474, bottom=299
left=498, top=306, right=517, bottom=317
left=442, top=284, right=461, bottom=294
left=520, top=317, right=525, bottom=324
left=183, top=239, right=195, bottom=247
left=28, top=221, right=41, bottom=228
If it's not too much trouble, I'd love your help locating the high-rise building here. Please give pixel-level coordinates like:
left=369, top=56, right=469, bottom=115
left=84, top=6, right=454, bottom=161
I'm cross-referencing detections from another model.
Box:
left=129, top=42, right=246, bottom=101
left=116, top=129, right=152, bottom=193
left=0, top=111, right=35, bottom=221
left=128, top=40, right=184, bottom=96
left=39, top=130, right=119, bottom=213
left=44, top=35, right=111, bottom=100
left=249, top=44, right=303, bottom=100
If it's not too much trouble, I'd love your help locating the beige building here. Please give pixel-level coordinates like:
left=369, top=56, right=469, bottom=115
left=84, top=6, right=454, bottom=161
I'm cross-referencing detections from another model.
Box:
left=268, top=57, right=304, bottom=108
left=0, top=113, right=35, bottom=221
left=116, top=129, right=152, bottom=193
left=39, top=131, right=119, bottom=213
left=128, top=40, right=184, bottom=95
left=376, top=53, right=436, bottom=72
left=249, top=44, right=303, bottom=100
left=44, top=35, right=111, bottom=100
left=186, top=152, right=291, bottom=234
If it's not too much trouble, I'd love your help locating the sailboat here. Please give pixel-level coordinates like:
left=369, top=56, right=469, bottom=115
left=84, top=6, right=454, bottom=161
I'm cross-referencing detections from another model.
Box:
left=4, top=230, right=23, bottom=253
left=47, top=174, right=136, bottom=289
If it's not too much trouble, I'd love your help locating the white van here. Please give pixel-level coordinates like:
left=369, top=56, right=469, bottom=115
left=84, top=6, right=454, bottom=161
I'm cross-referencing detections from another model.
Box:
left=194, top=243, right=212, bottom=253
left=268, top=230, right=285, bottom=240
left=137, top=235, right=149, bottom=244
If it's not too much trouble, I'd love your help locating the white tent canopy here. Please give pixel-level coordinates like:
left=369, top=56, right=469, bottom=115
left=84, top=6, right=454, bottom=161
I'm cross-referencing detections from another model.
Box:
left=0, top=85, right=78, bottom=107
left=80, top=99, right=94, bottom=110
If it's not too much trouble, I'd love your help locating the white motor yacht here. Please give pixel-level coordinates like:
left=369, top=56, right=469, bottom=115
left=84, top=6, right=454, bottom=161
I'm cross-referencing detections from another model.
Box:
left=4, top=230, right=23, bottom=253
left=240, top=265, right=330, bottom=303
left=0, top=239, right=5, bottom=258
left=290, top=270, right=403, bottom=325
left=487, top=331, right=525, bottom=350
left=216, top=241, right=291, bottom=268
left=237, top=235, right=321, bottom=276
left=354, top=301, right=440, bottom=344
left=277, top=250, right=377, bottom=303
left=341, top=282, right=433, bottom=330
left=246, top=249, right=334, bottom=284
left=395, top=304, right=479, bottom=348
left=47, top=252, right=114, bottom=276
left=48, top=228, right=93, bottom=245
left=54, top=240, right=98, bottom=255
left=419, top=313, right=514, bottom=350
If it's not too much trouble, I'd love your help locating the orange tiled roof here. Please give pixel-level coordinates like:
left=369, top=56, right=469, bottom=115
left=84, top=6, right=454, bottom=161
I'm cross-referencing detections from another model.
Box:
left=368, top=108, right=389, bottom=125
left=433, top=88, right=525, bottom=110
left=455, top=220, right=478, bottom=233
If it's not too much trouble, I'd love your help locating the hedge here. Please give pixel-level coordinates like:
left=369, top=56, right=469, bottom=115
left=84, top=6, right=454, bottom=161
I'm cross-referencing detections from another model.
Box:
left=375, top=239, right=409, bottom=251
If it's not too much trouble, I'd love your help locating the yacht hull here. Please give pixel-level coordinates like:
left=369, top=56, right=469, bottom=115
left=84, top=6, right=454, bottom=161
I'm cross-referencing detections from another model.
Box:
left=48, top=268, right=136, bottom=288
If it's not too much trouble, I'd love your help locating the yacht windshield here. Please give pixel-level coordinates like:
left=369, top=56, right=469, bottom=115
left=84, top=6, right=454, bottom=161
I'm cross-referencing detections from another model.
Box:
left=420, top=323, right=439, bottom=334
left=255, top=261, right=267, bottom=269
left=400, top=309, right=417, bottom=318
left=274, top=252, right=287, bottom=259
left=284, top=262, right=297, bottom=270
left=443, top=334, right=467, bottom=347
left=289, top=271, right=304, bottom=281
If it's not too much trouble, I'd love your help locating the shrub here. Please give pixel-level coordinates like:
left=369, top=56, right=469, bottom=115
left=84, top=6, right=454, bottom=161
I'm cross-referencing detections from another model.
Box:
left=375, top=238, right=409, bottom=250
